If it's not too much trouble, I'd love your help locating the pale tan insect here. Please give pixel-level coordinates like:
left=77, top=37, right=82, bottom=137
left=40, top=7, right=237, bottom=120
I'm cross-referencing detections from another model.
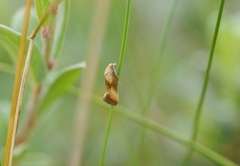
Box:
left=103, top=63, right=119, bottom=106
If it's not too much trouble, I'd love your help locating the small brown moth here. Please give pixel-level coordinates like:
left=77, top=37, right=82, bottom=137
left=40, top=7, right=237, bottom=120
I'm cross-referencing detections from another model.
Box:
left=103, top=63, right=119, bottom=106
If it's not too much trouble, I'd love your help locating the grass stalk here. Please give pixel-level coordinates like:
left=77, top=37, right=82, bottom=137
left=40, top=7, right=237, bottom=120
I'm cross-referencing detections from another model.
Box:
left=117, top=0, right=131, bottom=78
left=68, top=0, right=112, bottom=165
left=141, top=0, right=178, bottom=122
left=3, top=2, right=51, bottom=165
left=183, top=0, right=225, bottom=165
left=112, top=105, right=238, bottom=166
left=99, top=0, right=131, bottom=165
left=138, top=0, right=178, bottom=160
left=68, top=86, right=238, bottom=166
left=3, top=0, right=32, bottom=165
left=137, top=0, right=178, bottom=120
left=99, top=106, right=114, bottom=166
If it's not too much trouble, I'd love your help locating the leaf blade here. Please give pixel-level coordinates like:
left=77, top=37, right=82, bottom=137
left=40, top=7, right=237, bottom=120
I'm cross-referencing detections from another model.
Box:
left=37, top=62, right=86, bottom=114
left=34, top=0, right=50, bottom=27
left=0, top=25, right=47, bottom=84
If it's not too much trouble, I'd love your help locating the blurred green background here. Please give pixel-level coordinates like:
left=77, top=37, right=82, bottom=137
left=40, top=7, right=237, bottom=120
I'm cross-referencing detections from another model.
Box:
left=0, top=0, right=240, bottom=165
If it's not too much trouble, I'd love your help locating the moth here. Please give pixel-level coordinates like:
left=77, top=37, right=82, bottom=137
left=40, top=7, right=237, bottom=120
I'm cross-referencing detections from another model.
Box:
left=103, top=63, right=119, bottom=106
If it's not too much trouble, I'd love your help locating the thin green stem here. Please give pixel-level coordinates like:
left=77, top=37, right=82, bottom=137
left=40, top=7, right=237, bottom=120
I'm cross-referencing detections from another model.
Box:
left=117, top=0, right=131, bottom=78
left=68, top=0, right=112, bottom=165
left=100, top=0, right=131, bottom=165
left=183, top=0, right=225, bottom=165
left=138, top=0, right=178, bottom=161
left=68, top=86, right=238, bottom=166
left=112, top=105, right=238, bottom=166
left=99, top=106, right=114, bottom=166
left=140, top=0, right=178, bottom=117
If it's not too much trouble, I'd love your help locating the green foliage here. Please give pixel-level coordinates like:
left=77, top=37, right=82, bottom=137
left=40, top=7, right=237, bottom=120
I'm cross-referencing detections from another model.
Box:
left=10, top=6, right=43, bottom=49
left=34, top=0, right=50, bottom=27
left=0, top=25, right=47, bottom=84
left=34, top=0, right=70, bottom=59
left=0, top=0, right=239, bottom=165
left=110, top=104, right=238, bottom=166
left=100, top=0, right=131, bottom=165
left=37, top=62, right=85, bottom=114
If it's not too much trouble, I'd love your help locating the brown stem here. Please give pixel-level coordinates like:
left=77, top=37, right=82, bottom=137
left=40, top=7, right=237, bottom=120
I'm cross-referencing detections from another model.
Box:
left=16, top=85, right=42, bottom=145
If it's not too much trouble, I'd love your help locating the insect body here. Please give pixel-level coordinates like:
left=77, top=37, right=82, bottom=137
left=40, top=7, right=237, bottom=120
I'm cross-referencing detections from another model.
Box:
left=103, top=63, right=119, bottom=106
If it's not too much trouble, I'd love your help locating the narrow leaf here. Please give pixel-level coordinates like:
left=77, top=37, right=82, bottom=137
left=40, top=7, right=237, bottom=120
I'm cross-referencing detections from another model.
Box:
left=0, top=25, right=47, bottom=84
left=38, top=62, right=86, bottom=114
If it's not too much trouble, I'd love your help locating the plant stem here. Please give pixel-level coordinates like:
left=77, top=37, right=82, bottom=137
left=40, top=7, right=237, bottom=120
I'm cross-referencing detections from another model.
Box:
left=183, top=0, right=225, bottom=165
left=117, top=0, right=131, bottom=78
left=68, top=87, right=238, bottom=166
left=16, top=85, right=41, bottom=145
left=68, top=0, right=112, bottom=165
left=138, top=0, right=178, bottom=161
left=3, top=0, right=32, bottom=165
left=4, top=2, right=51, bottom=165
left=111, top=105, right=238, bottom=166
left=99, top=0, right=131, bottom=165
left=99, top=106, right=114, bottom=166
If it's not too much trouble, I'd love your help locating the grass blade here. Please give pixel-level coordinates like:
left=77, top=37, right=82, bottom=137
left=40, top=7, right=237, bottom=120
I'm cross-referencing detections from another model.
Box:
left=183, top=0, right=226, bottom=165
left=99, top=0, right=131, bottom=165
left=68, top=0, right=112, bottom=165
left=69, top=87, right=238, bottom=166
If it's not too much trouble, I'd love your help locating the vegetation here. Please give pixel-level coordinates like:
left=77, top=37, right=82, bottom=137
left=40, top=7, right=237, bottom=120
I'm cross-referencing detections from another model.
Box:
left=0, top=0, right=239, bottom=165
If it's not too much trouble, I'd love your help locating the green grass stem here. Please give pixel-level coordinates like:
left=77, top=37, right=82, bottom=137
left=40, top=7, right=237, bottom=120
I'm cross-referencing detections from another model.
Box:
left=113, top=105, right=238, bottom=166
left=183, top=0, right=225, bottom=165
left=99, top=106, right=114, bottom=166
left=141, top=0, right=178, bottom=118
left=117, top=0, right=131, bottom=78
left=138, top=0, right=178, bottom=160
left=100, top=0, right=131, bottom=165
left=69, top=86, right=238, bottom=166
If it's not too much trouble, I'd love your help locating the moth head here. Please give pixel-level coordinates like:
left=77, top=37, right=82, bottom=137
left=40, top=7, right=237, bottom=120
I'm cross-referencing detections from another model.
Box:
left=104, top=63, right=117, bottom=75
left=104, top=63, right=117, bottom=85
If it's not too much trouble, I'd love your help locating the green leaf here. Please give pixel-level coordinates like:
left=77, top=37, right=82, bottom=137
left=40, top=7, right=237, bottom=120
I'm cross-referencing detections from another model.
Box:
left=51, top=0, right=70, bottom=58
left=10, top=6, right=43, bottom=49
left=37, top=62, right=86, bottom=114
left=34, top=0, right=50, bottom=27
left=0, top=25, right=47, bottom=84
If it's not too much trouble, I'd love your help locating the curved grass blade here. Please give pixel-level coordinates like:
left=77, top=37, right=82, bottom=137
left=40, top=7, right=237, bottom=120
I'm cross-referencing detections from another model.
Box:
left=183, top=0, right=226, bottom=165
left=68, top=87, right=238, bottom=166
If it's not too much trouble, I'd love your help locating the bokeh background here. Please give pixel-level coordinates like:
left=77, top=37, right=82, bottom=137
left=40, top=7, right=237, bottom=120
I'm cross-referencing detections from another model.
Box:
left=0, top=0, right=240, bottom=165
